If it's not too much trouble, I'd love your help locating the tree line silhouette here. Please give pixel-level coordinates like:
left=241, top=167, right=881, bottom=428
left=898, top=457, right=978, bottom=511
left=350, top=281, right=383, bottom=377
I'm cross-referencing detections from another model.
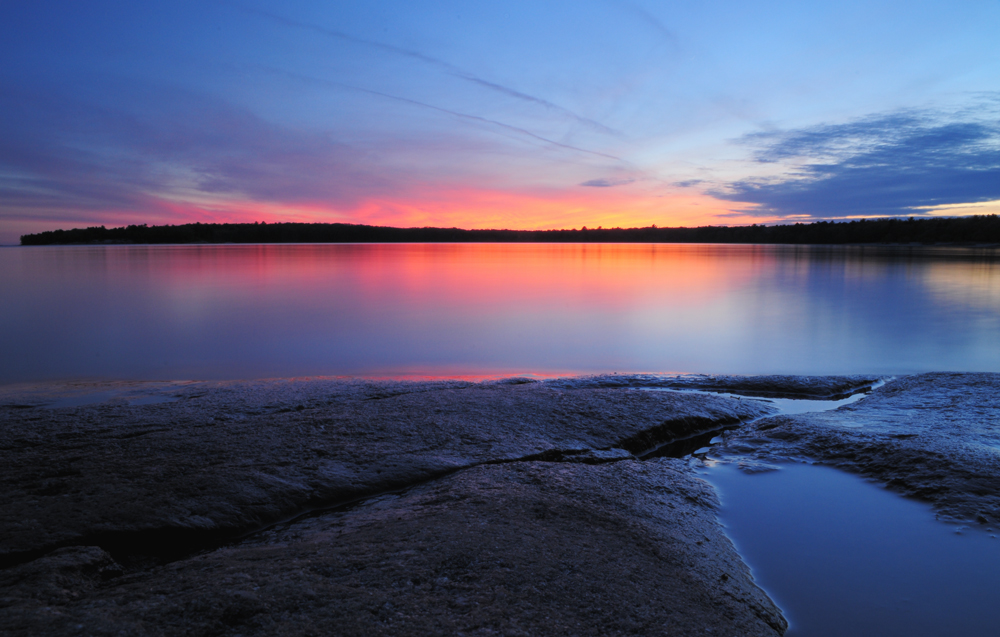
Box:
left=20, top=215, right=1000, bottom=246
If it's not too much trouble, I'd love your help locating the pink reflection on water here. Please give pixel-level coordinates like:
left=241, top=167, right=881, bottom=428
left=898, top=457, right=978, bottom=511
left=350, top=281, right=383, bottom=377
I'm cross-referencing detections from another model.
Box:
left=1, top=243, right=998, bottom=383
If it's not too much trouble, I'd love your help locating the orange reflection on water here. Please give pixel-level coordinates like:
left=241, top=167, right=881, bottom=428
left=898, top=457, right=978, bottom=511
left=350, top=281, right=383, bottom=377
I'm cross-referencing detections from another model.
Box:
left=82, top=243, right=769, bottom=313
left=4, top=243, right=999, bottom=383
left=922, top=259, right=1000, bottom=314
left=342, top=243, right=765, bottom=311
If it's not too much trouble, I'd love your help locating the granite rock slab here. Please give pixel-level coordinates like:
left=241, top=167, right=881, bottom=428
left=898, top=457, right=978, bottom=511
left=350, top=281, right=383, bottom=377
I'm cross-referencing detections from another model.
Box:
left=0, top=459, right=786, bottom=636
left=0, top=373, right=901, bottom=635
left=0, top=377, right=772, bottom=566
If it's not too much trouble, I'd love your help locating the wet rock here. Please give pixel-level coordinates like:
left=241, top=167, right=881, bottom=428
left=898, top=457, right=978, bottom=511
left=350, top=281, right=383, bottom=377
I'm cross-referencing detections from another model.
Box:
left=720, top=372, right=1000, bottom=525
left=548, top=373, right=881, bottom=399
left=0, top=460, right=785, bottom=636
left=0, top=378, right=772, bottom=566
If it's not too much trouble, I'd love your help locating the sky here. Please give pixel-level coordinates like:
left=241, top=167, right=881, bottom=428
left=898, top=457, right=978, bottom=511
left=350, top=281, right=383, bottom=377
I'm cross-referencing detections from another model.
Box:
left=1, top=0, right=999, bottom=244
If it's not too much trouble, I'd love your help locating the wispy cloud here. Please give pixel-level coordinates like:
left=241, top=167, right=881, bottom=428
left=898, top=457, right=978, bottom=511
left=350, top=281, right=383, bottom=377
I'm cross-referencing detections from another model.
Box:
left=267, top=67, right=623, bottom=161
left=579, top=177, right=634, bottom=187
left=0, top=81, right=399, bottom=217
left=712, top=102, right=1000, bottom=218
left=220, top=0, right=620, bottom=137
left=607, top=1, right=679, bottom=50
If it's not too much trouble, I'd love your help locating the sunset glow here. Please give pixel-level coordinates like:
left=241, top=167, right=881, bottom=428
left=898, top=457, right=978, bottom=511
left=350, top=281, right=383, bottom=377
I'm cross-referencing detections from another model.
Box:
left=4, top=183, right=767, bottom=239
left=1, top=2, right=998, bottom=244
left=266, top=186, right=765, bottom=231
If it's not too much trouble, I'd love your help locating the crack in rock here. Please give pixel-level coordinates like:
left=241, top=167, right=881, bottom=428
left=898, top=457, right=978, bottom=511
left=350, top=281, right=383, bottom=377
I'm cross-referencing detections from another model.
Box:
left=1, top=378, right=772, bottom=570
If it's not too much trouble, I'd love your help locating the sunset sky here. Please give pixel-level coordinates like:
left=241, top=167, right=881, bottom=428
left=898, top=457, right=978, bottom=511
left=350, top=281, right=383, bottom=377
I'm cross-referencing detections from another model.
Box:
left=2, top=0, right=999, bottom=244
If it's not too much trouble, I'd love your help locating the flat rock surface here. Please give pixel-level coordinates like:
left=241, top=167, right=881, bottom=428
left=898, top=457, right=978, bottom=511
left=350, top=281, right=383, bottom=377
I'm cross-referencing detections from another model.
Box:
left=0, top=459, right=785, bottom=636
left=0, top=373, right=922, bottom=636
left=0, top=378, right=772, bottom=566
left=720, top=372, right=1000, bottom=525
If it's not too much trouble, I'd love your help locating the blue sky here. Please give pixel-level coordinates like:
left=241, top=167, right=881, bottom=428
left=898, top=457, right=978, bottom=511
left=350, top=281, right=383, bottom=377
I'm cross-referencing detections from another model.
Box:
left=1, top=0, right=998, bottom=243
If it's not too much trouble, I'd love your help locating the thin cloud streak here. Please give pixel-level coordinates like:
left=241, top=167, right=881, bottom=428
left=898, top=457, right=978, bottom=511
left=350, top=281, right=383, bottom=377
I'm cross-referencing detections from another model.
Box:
left=220, top=0, right=621, bottom=136
left=267, top=67, right=624, bottom=161
left=0, top=81, right=401, bottom=216
left=607, top=0, right=679, bottom=50
left=580, top=177, right=635, bottom=187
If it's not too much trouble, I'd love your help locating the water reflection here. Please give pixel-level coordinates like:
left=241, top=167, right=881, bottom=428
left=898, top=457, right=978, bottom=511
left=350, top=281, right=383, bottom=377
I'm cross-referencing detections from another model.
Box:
left=1, top=243, right=998, bottom=383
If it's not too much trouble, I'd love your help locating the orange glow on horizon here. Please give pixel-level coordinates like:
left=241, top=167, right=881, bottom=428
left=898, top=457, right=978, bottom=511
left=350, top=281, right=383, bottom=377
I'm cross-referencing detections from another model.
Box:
left=253, top=186, right=776, bottom=230
left=7, top=184, right=785, bottom=244
left=27, top=186, right=775, bottom=235
left=348, top=186, right=758, bottom=230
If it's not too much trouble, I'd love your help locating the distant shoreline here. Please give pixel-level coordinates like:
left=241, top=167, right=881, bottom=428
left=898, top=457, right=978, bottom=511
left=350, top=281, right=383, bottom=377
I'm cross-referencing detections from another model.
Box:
left=19, top=215, right=1000, bottom=246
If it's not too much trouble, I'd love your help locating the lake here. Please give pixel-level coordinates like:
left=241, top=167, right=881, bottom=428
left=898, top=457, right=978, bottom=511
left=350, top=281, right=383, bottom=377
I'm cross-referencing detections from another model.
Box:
left=2, top=243, right=999, bottom=384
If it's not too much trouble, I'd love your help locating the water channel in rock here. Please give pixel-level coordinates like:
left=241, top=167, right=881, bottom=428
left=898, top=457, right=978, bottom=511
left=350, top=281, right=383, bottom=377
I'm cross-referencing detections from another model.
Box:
left=674, top=392, right=1000, bottom=636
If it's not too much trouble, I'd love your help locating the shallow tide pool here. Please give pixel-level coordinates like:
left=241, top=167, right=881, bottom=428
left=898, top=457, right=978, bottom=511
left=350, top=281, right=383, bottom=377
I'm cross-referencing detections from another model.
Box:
left=701, top=458, right=1000, bottom=636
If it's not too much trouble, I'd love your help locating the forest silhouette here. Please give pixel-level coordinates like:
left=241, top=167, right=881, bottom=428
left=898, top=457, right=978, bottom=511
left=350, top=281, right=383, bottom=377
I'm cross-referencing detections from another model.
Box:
left=20, top=215, right=1000, bottom=246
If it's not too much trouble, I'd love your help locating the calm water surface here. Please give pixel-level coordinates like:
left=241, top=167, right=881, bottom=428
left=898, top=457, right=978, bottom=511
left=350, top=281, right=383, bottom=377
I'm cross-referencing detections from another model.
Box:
left=2, top=243, right=999, bottom=383
left=704, top=462, right=1000, bottom=637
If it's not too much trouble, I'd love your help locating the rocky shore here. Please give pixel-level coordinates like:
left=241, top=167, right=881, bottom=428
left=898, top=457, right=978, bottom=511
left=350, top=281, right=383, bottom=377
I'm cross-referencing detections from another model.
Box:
left=718, top=372, right=1000, bottom=526
left=2, top=372, right=994, bottom=635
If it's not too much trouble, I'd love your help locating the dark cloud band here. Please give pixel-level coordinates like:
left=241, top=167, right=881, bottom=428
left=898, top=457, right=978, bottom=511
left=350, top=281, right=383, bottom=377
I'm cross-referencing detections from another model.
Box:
left=713, top=103, right=1000, bottom=219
